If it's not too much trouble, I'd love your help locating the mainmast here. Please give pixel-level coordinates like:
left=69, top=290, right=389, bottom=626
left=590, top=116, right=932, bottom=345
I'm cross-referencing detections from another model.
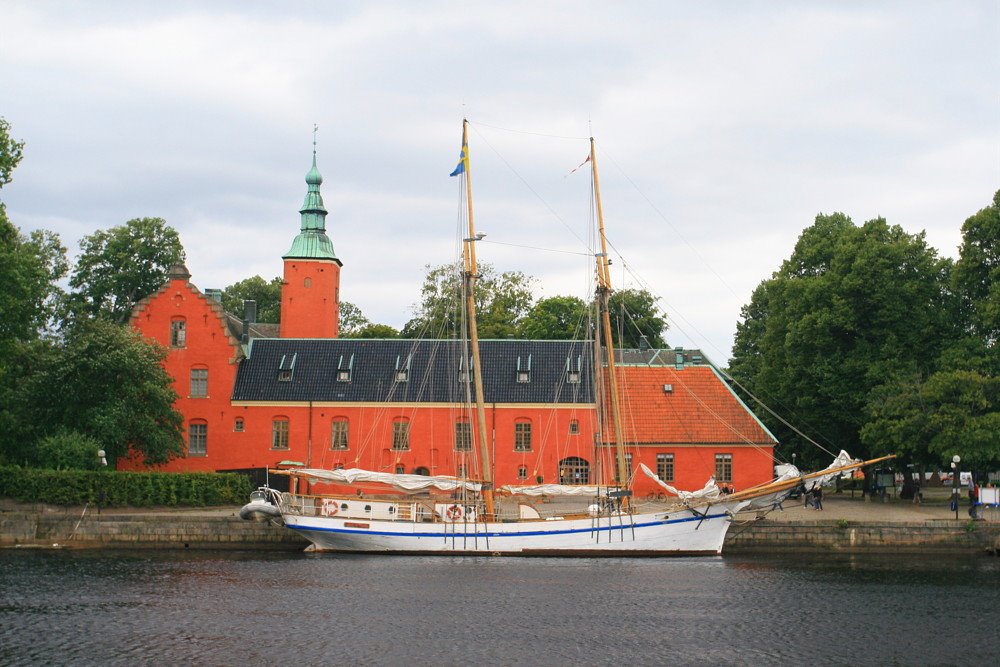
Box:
left=458, top=119, right=496, bottom=519
left=591, top=137, right=631, bottom=509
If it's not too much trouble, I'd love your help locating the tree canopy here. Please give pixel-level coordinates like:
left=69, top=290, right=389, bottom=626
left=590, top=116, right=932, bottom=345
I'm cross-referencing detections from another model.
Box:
left=1, top=319, right=185, bottom=466
left=67, top=217, right=185, bottom=324
left=729, top=212, right=955, bottom=468
left=400, top=262, right=536, bottom=339
left=221, top=275, right=282, bottom=323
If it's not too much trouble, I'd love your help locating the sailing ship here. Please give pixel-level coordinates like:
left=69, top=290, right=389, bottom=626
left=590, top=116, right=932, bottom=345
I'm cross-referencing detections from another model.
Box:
left=257, top=120, right=889, bottom=555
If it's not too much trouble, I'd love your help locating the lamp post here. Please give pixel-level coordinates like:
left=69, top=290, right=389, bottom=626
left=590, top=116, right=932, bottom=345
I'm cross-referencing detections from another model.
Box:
left=951, top=455, right=961, bottom=520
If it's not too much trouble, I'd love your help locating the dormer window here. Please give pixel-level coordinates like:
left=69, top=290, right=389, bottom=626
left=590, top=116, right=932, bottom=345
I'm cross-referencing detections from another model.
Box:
left=395, top=354, right=411, bottom=383
left=337, top=353, right=354, bottom=383
left=516, top=355, right=532, bottom=384
left=277, top=353, right=296, bottom=382
left=458, top=355, right=473, bottom=383
left=566, top=355, right=581, bottom=384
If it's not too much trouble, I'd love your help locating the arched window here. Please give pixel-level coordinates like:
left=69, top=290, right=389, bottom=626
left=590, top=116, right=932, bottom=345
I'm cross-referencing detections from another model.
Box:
left=272, top=417, right=289, bottom=450
left=558, top=457, right=590, bottom=485
left=188, top=420, right=207, bottom=456
left=304, top=277, right=312, bottom=288
left=392, top=418, right=409, bottom=451
left=331, top=418, right=349, bottom=450
left=395, top=463, right=405, bottom=475
left=517, top=465, right=528, bottom=480
left=514, top=420, right=532, bottom=452
left=234, top=417, right=244, bottom=432
left=170, top=317, right=186, bottom=348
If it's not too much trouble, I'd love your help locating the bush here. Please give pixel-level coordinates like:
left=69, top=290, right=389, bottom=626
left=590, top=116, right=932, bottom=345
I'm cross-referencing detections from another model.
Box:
left=34, top=431, right=104, bottom=470
left=0, top=467, right=252, bottom=507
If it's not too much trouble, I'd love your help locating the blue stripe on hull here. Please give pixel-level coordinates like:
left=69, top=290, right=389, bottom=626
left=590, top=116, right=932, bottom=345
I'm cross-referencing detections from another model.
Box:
left=290, top=511, right=730, bottom=540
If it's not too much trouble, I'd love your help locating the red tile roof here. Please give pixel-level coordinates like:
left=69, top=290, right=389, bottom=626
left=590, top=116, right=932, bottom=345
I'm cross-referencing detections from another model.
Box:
left=604, top=366, right=775, bottom=445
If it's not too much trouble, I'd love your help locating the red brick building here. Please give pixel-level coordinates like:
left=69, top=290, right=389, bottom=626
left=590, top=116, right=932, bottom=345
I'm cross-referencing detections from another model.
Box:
left=126, top=151, right=777, bottom=495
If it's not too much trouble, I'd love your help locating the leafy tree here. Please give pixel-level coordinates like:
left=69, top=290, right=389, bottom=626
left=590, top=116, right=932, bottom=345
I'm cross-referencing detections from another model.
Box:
left=339, top=301, right=370, bottom=335
left=34, top=431, right=106, bottom=470
left=401, top=262, right=536, bottom=339
left=0, top=117, right=24, bottom=187
left=2, top=319, right=185, bottom=466
left=608, top=288, right=668, bottom=348
left=954, top=190, right=1000, bottom=353
left=862, top=367, right=1000, bottom=469
left=221, top=275, right=282, bottom=323
left=518, top=295, right=590, bottom=340
left=67, top=217, right=185, bottom=324
left=0, top=217, right=68, bottom=349
left=729, top=213, right=953, bottom=467
left=861, top=192, right=1000, bottom=469
left=349, top=323, right=401, bottom=338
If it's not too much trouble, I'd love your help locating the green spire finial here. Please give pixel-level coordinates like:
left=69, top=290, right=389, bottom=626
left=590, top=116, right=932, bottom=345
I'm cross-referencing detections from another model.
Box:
left=283, top=128, right=340, bottom=263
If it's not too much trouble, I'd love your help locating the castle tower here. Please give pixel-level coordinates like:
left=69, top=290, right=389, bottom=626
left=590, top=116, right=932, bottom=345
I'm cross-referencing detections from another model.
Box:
left=280, top=136, right=342, bottom=338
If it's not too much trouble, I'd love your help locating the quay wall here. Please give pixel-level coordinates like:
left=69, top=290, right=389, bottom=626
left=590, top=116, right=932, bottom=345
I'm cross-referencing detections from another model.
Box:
left=0, top=509, right=308, bottom=550
left=3, top=508, right=999, bottom=554
left=724, top=519, right=1000, bottom=554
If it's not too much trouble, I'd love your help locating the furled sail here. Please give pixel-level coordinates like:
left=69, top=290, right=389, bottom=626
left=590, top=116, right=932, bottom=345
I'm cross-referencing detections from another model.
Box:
left=638, top=464, right=723, bottom=500
left=810, top=450, right=861, bottom=487
left=499, top=484, right=604, bottom=496
left=292, top=468, right=482, bottom=493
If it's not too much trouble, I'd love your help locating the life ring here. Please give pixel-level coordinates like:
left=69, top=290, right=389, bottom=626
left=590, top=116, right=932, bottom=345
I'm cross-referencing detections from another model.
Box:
left=321, top=498, right=339, bottom=517
left=446, top=504, right=464, bottom=521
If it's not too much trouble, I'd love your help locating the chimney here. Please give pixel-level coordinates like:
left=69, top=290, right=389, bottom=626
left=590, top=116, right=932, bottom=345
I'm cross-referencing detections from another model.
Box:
left=242, top=300, right=257, bottom=344
left=639, top=335, right=650, bottom=351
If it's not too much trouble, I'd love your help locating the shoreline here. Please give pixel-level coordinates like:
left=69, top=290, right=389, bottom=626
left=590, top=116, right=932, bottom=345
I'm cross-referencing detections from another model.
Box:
left=3, top=496, right=999, bottom=555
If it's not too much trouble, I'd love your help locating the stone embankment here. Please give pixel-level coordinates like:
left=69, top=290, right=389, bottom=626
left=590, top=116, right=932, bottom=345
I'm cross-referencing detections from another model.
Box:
left=1, top=502, right=307, bottom=550
left=2, top=496, right=999, bottom=553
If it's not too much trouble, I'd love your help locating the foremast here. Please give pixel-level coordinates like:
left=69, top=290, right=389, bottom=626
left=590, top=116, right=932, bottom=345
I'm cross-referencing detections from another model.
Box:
left=590, top=138, right=631, bottom=510
left=459, top=119, right=496, bottom=520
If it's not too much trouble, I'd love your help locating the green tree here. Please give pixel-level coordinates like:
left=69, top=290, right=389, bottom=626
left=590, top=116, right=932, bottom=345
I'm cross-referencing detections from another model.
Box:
left=221, top=275, right=282, bottom=323
left=518, top=295, right=589, bottom=340
left=861, top=192, right=1000, bottom=469
left=3, top=319, right=185, bottom=466
left=401, top=262, right=536, bottom=339
left=729, top=213, right=953, bottom=467
left=0, top=117, right=24, bottom=187
left=954, top=190, right=1000, bottom=354
left=0, top=218, right=68, bottom=348
left=350, top=323, right=401, bottom=338
left=338, top=301, right=370, bottom=335
left=67, top=217, right=185, bottom=324
left=608, top=288, right=668, bottom=348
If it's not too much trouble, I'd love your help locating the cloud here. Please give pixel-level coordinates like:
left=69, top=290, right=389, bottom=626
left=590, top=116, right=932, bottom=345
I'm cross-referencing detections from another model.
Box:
left=1, top=0, right=996, bottom=363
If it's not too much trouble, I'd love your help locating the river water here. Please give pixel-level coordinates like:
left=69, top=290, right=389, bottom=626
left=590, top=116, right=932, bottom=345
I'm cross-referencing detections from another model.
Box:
left=1, top=549, right=997, bottom=666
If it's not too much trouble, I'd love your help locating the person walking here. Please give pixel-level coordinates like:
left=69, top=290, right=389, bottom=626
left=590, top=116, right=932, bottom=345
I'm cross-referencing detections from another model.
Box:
left=813, top=484, right=823, bottom=510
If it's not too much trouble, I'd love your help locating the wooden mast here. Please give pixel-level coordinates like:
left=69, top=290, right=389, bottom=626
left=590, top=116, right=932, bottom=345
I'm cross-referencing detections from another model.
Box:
left=460, top=119, right=496, bottom=520
left=590, top=137, right=630, bottom=510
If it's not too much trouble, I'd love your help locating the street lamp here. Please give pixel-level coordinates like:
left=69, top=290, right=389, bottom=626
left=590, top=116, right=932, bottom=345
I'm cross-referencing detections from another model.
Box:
left=951, top=455, right=961, bottom=520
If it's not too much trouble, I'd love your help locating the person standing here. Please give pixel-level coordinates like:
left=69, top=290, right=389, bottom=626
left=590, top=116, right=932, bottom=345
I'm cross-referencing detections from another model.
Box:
left=813, top=484, right=823, bottom=510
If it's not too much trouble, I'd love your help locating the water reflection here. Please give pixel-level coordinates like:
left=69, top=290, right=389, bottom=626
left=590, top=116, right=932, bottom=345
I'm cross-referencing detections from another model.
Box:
left=1, top=550, right=997, bottom=666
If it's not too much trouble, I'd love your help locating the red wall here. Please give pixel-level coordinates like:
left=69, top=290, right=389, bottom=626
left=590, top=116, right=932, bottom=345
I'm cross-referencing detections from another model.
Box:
left=126, top=277, right=241, bottom=472
left=280, top=259, right=340, bottom=338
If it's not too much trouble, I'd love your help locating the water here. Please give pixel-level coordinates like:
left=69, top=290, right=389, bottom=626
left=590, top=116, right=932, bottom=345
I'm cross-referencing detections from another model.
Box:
left=2, top=550, right=998, bottom=666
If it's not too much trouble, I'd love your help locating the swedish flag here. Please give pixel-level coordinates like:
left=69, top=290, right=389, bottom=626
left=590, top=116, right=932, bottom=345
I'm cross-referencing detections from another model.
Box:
left=449, top=143, right=468, bottom=177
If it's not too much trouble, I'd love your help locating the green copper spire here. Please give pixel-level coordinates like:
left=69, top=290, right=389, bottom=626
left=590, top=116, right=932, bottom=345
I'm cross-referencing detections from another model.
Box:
left=283, top=126, right=340, bottom=262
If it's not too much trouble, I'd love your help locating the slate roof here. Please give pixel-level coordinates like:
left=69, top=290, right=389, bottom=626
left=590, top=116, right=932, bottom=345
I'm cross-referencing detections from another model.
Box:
left=224, top=314, right=281, bottom=341
left=232, top=339, right=595, bottom=404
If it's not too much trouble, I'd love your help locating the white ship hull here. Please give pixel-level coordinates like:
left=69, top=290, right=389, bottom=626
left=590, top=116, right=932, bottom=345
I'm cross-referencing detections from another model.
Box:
left=281, top=501, right=747, bottom=556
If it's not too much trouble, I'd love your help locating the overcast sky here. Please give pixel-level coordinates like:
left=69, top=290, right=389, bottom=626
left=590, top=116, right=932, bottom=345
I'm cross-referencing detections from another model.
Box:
left=2, top=1, right=997, bottom=363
